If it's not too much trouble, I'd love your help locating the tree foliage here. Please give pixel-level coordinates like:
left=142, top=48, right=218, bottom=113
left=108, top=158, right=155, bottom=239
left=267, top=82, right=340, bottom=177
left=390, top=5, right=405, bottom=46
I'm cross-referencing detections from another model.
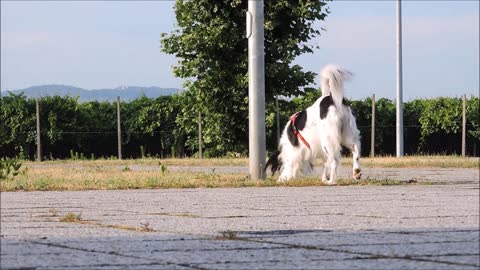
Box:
left=161, top=0, right=329, bottom=156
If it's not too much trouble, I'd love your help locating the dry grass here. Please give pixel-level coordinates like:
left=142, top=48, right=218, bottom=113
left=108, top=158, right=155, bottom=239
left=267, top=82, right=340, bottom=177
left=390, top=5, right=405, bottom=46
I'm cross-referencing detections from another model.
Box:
left=25, top=155, right=478, bottom=168
left=343, top=155, right=479, bottom=168
left=57, top=211, right=155, bottom=232
left=29, top=158, right=247, bottom=167
left=0, top=164, right=404, bottom=192
left=215, top=230, right=240, bottom=240
left=59, top=212, right=82, bottom=222
left=3, top=155, right=474, bottom=192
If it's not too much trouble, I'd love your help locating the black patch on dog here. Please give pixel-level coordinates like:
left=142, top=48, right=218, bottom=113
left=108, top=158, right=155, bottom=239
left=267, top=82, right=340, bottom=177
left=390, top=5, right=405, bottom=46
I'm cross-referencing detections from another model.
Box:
left=294, top=110, right=307, bottom=130
left=321, top=95, right=350, bottom=119
left=265, top=147, right=283, bottom=175
left=286, top=110, right=307, bottom=147
left=320, top=95, right=334, bottom=119
left=287, top=123, right=299, bottom=147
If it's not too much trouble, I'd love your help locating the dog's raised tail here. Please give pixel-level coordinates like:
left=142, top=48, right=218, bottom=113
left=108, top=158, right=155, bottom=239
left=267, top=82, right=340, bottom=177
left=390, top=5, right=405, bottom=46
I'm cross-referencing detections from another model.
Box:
left=265, top=149, right=282, bottom=176
left=320, top=64, right=353, bottom=109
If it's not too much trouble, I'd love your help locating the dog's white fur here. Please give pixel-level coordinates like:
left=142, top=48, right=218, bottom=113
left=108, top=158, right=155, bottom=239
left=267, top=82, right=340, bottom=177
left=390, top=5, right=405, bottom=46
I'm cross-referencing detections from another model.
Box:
left=266, top=64, right=362, bottom=185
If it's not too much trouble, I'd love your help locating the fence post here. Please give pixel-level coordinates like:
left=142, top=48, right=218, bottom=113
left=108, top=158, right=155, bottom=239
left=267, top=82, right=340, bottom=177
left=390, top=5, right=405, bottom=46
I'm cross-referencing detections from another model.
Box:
left=117, top=96, right=122, bottom=160
left=370, top=94, right=375, bottom=158
left=198, top=111, right=203, bottom=159
left=462, top=94, right=466, bottom=157
left=36, top=98, right=42, bottom=162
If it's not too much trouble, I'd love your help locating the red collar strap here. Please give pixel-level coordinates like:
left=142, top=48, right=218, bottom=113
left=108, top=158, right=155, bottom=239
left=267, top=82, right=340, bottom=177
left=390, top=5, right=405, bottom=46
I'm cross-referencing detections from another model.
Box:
left=290, top=112, right=311, bottom=149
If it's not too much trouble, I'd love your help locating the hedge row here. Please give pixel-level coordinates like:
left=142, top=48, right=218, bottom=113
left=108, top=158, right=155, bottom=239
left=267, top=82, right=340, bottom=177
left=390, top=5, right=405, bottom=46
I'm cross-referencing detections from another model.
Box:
left=0, top=93, right=478, bottom=159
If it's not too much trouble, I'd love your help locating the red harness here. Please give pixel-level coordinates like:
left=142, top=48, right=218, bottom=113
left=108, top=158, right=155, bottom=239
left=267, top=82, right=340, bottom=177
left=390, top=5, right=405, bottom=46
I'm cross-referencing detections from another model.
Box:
left=290, top=112, right=311, bottom=149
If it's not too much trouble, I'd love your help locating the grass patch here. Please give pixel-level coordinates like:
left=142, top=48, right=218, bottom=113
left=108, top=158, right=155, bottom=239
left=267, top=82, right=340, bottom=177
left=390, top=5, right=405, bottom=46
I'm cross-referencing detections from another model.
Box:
left=24, top=155, right=478, bottom=168
left=0, top=162, right=408, bottom=192
left=346, top=155, right=479, bottom=168
left=6, top=155, right=464, bottom=192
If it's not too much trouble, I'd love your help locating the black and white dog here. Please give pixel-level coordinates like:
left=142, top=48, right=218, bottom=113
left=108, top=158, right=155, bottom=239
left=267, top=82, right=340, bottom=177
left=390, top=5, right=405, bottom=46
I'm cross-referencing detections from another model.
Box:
left=265, top=64, right=362, bottom=185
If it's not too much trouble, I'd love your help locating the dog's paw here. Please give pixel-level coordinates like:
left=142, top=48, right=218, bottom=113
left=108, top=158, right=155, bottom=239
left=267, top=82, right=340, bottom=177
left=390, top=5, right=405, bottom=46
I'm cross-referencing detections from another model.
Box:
left=353, top=168, right=362, bottom=180
left=321, top=176, right=330, bottom=184
left=326, top=180, right=337, bottom=185
left=277, top=177, right=289, bottom=183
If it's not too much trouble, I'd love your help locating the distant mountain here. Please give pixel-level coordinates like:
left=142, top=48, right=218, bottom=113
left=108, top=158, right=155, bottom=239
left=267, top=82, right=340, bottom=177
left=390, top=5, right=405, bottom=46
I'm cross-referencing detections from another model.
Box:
left=2, top=85, right=182, bottom=102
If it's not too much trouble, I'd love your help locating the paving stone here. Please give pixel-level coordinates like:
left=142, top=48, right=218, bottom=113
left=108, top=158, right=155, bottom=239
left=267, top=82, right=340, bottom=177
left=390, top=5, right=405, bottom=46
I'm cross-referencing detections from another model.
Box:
left=1, top=167, right=478, bottom=269
left=194, top=258, right=474, bottom=270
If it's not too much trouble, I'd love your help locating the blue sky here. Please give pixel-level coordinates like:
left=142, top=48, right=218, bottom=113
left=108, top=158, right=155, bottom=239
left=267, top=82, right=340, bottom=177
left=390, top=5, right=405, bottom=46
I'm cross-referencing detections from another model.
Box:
left=1, top=0, right=478, bottom=100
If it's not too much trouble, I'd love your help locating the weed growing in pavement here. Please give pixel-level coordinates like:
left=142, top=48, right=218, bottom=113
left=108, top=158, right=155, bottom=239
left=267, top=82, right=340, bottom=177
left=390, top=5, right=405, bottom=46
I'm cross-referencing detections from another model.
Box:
left=216, top=230, right=239, bottom=240
left=60, top=212, right=82, bottom=222
left=48, top=209, right=58, bottom=217
left=140, top=222, right=154, bottom=232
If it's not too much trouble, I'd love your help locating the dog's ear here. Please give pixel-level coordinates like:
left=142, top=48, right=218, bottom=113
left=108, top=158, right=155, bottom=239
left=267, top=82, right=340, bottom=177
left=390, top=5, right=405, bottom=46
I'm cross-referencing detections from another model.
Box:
left=287, top=122, right=299, bottom=147
left=295, top=110, right=307, bottom=130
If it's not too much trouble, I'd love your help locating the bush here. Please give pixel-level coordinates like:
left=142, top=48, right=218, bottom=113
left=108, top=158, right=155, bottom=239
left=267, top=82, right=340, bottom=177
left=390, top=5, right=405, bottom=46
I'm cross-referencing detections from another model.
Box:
left=0, top=157, right=27, bottom=180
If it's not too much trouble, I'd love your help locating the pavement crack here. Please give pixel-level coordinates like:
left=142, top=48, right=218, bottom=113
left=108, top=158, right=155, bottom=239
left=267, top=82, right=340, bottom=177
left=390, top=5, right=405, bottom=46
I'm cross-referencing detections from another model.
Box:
left=29, top=240, right=205, bottom=270
left=217, top=236, right=480, bottom=268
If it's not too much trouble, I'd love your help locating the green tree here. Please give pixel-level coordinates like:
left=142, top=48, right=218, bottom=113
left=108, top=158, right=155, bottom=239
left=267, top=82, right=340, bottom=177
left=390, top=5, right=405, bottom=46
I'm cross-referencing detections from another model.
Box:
left=0, top=93, right=36, bottom=158
left=466, top=96, right=479, bottom=141
left=418, top=97, right=462, bottom=154
left=161, top=0, right=330, bottom=156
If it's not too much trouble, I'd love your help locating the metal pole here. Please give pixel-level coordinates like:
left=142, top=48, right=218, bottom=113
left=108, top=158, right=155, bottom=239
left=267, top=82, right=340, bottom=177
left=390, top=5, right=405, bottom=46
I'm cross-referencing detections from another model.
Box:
left=117, top=96, right=122, bottom=160
left=198, top=111, right=203, bottom=159
left=247, top=0, right=266, bottom=180
left=462, top=94, right=466, bottom=157
left=275, top=94, right=280, bottom=144
left=36, top=98, right=41, bottom=162
left=370, top=94, right=375, bottom=158
left=396, top=0, right=404, bottom=157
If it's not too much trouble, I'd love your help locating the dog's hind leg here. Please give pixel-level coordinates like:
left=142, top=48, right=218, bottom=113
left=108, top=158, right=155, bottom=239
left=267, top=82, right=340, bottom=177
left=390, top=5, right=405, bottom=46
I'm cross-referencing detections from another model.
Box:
left=351, top=143, right=362, bottom=180
left=342, top=129, right=362, bottom=180
left=342, top=140, right=362, bottom=180
left=341, top=109, right=362, bottom=180
left=323, top=143, right=340, bottom=185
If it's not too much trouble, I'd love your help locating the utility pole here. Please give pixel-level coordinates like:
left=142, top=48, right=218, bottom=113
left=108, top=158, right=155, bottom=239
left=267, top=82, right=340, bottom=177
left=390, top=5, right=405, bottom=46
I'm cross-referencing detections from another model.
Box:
left=247, top=0, right=266, bottom=180
left=462, top=94, right=466, bottom=157
left=371, top=94, right=375, bottom=157
left=117, top=96, right=122, bottom=160
left=396, top=0, right=404, bottom=157
left=198, top=111, right=203, bottom=159
left=36, top=98, right=41, bottom=162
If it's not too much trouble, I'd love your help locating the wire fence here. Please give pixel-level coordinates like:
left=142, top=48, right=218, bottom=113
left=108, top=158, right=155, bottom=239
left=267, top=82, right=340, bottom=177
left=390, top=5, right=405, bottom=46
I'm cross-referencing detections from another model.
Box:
left=6, top=125, right=478, bottom=161
left=1, top=95, right=478, bottom=160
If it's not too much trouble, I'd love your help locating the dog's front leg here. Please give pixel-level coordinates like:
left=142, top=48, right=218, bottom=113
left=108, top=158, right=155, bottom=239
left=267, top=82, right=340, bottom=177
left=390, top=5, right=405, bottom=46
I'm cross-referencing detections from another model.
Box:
left=278, top=159, right=298, bottom=182
left=352, top=143, right=362, bottom=180
left=327, top=156, right=339, bottom=185
left=321, top=162, right=329, bottom=183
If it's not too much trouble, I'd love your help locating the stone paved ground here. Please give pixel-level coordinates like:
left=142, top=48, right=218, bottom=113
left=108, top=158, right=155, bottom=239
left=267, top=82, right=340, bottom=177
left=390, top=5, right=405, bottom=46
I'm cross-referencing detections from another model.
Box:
left=1, top=168, right=479, bottom=269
